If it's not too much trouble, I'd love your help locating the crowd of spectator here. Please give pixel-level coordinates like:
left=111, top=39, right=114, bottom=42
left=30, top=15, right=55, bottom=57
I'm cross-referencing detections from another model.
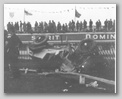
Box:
left=6, top=19, right=115, bottom=34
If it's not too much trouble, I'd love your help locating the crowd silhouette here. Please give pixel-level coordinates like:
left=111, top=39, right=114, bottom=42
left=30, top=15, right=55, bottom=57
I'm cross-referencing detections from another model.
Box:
left=6, top=19, right=115, bottom=34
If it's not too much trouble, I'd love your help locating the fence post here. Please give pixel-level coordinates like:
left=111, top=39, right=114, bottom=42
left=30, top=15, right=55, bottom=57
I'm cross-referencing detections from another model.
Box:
left=79, top=75, right=85, bottom=84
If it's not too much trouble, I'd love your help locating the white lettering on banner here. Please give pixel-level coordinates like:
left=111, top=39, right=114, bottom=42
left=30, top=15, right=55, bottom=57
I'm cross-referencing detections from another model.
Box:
left=31, top=35, right=36, bottom=40
left=52, top=35, right=55, bottom=40
left=55, top=35, right=60, bottom=40
left=107, top=35, right=109, bottom=39
left=31, top=35, right=60, bottom=41
left=86, top=34, right=91, bottom=39
left=48, top=36, right=52, bottom=40
left=110, top=35, right=115, bottom=39
left=93, top=35, right=98, bottom=39
left=20, top=33, right=115, bottom=42
left=48, top=35, right=60, bottom=40
left=99, top=35, right=105, bottom=39
left=85, top=34, right=115, bottom=40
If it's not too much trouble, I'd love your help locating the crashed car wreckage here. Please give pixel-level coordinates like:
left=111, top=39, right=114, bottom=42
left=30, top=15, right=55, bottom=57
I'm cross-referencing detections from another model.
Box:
left=28, top=35, right=110, bottom=77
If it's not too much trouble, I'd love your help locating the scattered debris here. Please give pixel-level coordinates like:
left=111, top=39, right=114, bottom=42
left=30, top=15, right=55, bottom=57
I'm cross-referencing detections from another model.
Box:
left=69, top=85, right=72, bottom=88
left=19, top=68, right=37, bottom=74
left=65, top=82, right=68, bottom=84
left=86, top=81, right=106, bottom=90
left=86, top=81, right=98, bottom=87
left=62, top=89, right=68, bottom=92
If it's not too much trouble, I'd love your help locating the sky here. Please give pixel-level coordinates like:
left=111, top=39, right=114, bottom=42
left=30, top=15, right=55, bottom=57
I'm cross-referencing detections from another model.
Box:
left=4, top=4, right=116, bottom=29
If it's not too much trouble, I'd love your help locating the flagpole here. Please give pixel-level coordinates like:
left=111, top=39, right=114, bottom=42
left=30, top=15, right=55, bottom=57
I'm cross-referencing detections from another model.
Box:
left=23, top=8, right=25, bottom=33
left=74, top=6, right=76, bottom=31
left=23, top=8, right=25, bottom=23
left=74, top=6, right=76, bottom=23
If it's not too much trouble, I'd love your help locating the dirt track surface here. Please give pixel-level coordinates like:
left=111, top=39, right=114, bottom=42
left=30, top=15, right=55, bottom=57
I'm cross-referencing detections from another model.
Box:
left=4, top=71, right=115, bottom=93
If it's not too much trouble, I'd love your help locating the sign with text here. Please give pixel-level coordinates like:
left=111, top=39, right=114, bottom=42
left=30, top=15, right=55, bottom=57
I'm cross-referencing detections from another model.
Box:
left=16, top=32, right=115, bottom=43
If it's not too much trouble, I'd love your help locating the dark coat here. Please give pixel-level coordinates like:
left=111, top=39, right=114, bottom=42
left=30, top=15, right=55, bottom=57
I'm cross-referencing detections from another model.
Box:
left=7, top=33, right=22, bottom=61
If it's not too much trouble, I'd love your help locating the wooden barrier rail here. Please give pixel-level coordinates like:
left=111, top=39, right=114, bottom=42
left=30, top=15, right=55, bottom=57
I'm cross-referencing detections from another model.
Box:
left=19, top=68, right=115, bottom=85
left=38, top=71, right=115, bottom=85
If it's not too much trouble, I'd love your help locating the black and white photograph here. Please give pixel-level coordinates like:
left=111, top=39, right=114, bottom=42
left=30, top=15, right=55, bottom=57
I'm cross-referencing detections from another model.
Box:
left=4, top=4, right=116, bottom=93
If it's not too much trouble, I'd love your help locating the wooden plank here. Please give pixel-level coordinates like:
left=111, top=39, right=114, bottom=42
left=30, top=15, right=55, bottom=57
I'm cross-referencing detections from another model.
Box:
left=37, top=71, right=115, bottom=85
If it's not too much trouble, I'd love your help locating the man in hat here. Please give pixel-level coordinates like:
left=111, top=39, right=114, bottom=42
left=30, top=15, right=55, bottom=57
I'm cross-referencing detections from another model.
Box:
left=6, top=31, right=22, bottom=78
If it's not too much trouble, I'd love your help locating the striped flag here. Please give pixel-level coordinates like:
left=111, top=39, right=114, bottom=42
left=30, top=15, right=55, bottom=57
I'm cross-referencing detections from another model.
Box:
left=24, top=10, right=32, bottom=15
left=75, top=9, right=81, bottom=18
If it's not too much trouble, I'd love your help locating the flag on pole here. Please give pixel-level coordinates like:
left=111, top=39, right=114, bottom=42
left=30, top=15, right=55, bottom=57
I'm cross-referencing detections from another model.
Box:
left=75, top=9, right=81, bottom=18
left=24, top=10, right=32, bottom=15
